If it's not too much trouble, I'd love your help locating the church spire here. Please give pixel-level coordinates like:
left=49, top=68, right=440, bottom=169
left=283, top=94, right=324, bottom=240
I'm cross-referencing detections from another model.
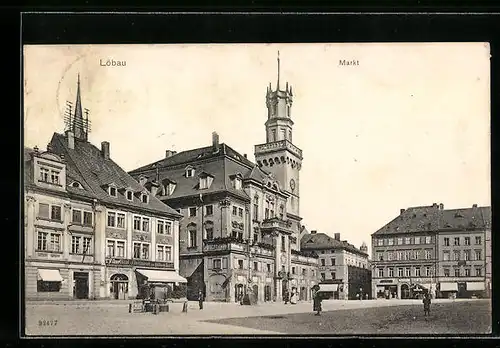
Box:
left=276, top=51, right=280, bottom=91
left=73, top=73, right=85, bottom=140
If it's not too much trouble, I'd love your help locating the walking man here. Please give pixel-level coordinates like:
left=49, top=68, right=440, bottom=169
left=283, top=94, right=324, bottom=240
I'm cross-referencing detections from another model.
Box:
left=198, top=290, right=204, bottom=310
left=423, top=292, right=431, bottom=317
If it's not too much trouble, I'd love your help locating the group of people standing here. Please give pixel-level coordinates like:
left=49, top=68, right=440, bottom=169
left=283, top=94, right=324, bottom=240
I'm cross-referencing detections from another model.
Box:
left=283, top=287, right=298, bottom=305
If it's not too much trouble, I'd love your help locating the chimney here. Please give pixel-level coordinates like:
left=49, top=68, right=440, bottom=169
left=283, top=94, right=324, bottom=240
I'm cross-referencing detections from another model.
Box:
left=334, top=233, right=340, bottom=241
left=33, top=146, right=39, bottom=154
left=165, top=150, right=175, bottom=158
left=244, top=154, right=247, bottom=159
left=439, top=203, right=444, bottom=210
left=101, top=141, right=110, bottom=160
left=432, top=203, right=438, bottom=208
left=139, top=175, right=148, bottom=186
left=472, top=204, right=478, bottom=208
left=46, top=143, right=53, bottom=152
left=66, top=130, right=75, bottom=150
left=400, top=208, right=405, bottom=215
left=212, top=132, right=220, bottom=152
left=150, top=181, right=160, bottom=196
left=311, top=230, right=317, bottom=234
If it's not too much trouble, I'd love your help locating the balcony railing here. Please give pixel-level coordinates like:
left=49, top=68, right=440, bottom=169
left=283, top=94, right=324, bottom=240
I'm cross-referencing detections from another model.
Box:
left=255, top=140, right=303, bottom=159
left=203, top=237, right=275, bottom=257
left=260, top=217, right=293, bottom=231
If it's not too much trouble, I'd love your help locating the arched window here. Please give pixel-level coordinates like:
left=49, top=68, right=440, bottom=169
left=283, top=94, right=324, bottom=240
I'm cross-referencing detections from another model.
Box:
left=204, top=221, right=214, bottom=241
left=187, top=223, right=197, bottom=248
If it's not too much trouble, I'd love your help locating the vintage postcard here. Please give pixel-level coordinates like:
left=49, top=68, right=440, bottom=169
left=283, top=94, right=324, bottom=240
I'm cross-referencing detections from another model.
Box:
left=23, top=43, right=491, bottom=337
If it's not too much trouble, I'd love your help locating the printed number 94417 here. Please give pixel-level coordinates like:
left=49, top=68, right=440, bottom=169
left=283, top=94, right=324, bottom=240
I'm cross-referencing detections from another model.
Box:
left=38, top=320, right=57, bottom=326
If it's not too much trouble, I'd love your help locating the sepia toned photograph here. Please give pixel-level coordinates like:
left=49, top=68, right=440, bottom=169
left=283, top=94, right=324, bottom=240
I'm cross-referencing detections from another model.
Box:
left=22, top=42, right=491, bottom=337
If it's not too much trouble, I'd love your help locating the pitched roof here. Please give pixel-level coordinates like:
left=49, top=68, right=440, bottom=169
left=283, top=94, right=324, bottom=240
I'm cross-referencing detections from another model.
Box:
left=129, top=142, right=277, bottom=202
left=373, top=204, right=491, bottom=236
left=47, top=132, right=180, bottom=217
left=301, top=232, right=368, bottom=257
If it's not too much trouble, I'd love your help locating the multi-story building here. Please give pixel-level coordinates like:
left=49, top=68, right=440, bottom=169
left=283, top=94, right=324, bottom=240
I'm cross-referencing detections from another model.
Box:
left=371, top=203, right=491, bottom=299
left=24, top=76, right=184, bottom=301
left=300, top=231, right=371, bottom=300
left=129, top=54, right=319, bottom=302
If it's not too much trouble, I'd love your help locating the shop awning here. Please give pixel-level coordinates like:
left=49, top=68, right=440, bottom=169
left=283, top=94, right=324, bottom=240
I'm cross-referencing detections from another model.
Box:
left=466, top=282, right=485, bottom=291
left=37, top=269, right=63, bottom=282
left=136, top=269, right=187, bottom=283
left=440, top=282, right=458, bottom=292
left=318, top=284, right=338, bottom=292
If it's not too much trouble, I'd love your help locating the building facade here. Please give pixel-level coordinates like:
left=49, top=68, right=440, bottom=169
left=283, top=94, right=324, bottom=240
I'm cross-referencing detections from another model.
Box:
left=129, top=55, right=319, bottom=302
left=300, top=231, right=371, bottom=300
left=371, top=203, right=491, bottom=299
left=24, top=76, right=185, bottom=301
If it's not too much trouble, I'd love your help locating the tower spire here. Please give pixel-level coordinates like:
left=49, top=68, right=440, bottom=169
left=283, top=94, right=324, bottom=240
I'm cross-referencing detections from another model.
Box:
left=277, top=51, right=280, bottom=91
left=73, top=73, right=85, bottom=140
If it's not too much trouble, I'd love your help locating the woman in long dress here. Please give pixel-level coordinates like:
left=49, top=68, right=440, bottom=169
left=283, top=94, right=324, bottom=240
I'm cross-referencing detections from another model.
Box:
left=290, top=288, right=297, bottom=304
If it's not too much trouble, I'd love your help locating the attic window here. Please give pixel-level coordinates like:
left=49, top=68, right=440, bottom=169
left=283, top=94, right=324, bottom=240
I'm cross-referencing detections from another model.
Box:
left=141, top=193, right=149, bottom=204
left=126, top=190, right=133, bottom=201
left=108, top=186, right=117, bottom=197
left=199, top=175, right=213, bottom=190
left=233, top=177, right=242, bottom=190
left=70, top=181, right=83, bottom=189
left=186, top=167, right=195, bottom=178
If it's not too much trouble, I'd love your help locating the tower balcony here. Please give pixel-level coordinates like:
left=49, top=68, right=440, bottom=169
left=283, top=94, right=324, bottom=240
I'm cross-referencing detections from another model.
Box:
left=254, top=140, right=302, bottom=160
left=260, top=217, right=294, bottom=234
left=203, top=237, right=275, bottom=257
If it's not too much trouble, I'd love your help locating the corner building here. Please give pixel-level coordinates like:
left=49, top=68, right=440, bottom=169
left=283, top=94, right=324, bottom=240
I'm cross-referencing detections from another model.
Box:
left=371, top=203, right=491, bottom=299
left=129, top=55, right=319, bottom=302
left=24, top=76, right=184, bottom=300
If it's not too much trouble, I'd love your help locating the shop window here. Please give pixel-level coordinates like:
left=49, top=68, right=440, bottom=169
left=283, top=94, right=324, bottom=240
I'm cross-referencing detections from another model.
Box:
left=37, top=281, right=61, bottom=292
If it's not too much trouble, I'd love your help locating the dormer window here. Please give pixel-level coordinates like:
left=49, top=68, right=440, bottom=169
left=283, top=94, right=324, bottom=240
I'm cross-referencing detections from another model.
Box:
left=70, top=181, right=83, bottom=189
left=126, top=190, right=133, bottom=201
left=162, top=179, right=177, bottom=196
left=230, top=173, right=243, bottom=190
left=141, top=193, right=149, bottom=204
left=109, top=186, right=117, bottom=197
left=199, top=172, right=214, bottom=190
left=185, top=166, right=195, bottom=178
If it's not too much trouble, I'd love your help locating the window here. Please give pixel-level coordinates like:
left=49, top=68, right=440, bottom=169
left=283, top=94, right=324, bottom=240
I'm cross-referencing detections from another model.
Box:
left=238, top=208, right=243, bottom=217
left=133, top=242, right=150, bottom=260
left=398, top=268, right=403, bottom=277
left=109, top=186, right=117, bottom=197
left=404, top=251, right=410, bottom=260
left=425, top=266, right=431, bottom=277
left=414, top=237, right=420, bottom=245
left=126, top=191, right=133, bottom=201
left=405, top=268, right=411, bottom=277
left=464, top=268, right=471, bottom=277
left=387, top=238, right=394, bottom=246
left=50, top=170, right=60, bottom=184
left=331, top=271, right=336, bottom=279
left=107, top=240, right=126, bottom=258
left=72, top=209, right=82, bottom=224
left=133, top=216, right=141, bottom=230
left=253, top=230, right=258, bottom=244
left=387, top=252, right=393, bottom=261
left=443, top=251, right=450, bottom=261
left=205, top=224, right=214, bottom=240
left=37, top=231, right=60, bottom=252
left=234, top=178, right=242, bottom=190
left=331, top=258, right=336, bottom=266
left=444, top=237, right=450, bottom=246
left=377, top=239, right=383, bottom=246
left=474, top=250, right=482, bottom=261
left=425, top=236, right=432, bottom=244
left=377, top=268, right=384, bottom=278
left=388, top=268, right=394, bottom=277
left=425, top=250, right=432, bottom=260
left=415, top=250, right=421, bottom=259
left=453, top=250, right=460, bottom=261
left=454, top=237, right=460, bottom=246
left=186, top=168, right=194, bottom=177
left=396, top=251, right=403, bottom=260
left=37, top=279, right=61, bottom=293
left=267, top=264, right=272, bottom=273
left=157, top=245, right=172, bottom=262
left=281, top=236, right=286, bottom=251
left=279, top=205, right=284, bottom=219
left=454, top=268, right=460, bottom=277
left=253, top=197, right=259, bottom=220
left=464, top=250, right=471, bottom=261
left=188, top=225, right=197, bottom=248
left=107, top=211, right=125, bottom=229
left=199, top=177, right=208, bottom=189
left=301, top=268, right=306, bottom=275
left=72, top=208, right=95, bottom=226
left=378, top=252, right=384, bottom=261
left=321, top=273, right=326, bottom=281
left=321, top=258, right=325, bottom=266
left=205, top=205, right=213, bottom=216
left=38, top=203, right=62, bottom=221
left=213, top=259, right=222, bottom=269
left=475, top=267, right=482, bottom=276
left=39, top=167, right=49, bottom=182
left=141, top=194, right=149, bottom=204
left=232, top=206, right=238, bottom=216
left=405, top=237, right=411, bottom=245
left=132, top=216, right=150, bottom=232
left=397, top=238, right=403, bottom=245
left=238, top=260, right=244, bottom=269
left=157, top=220, right=165, bottom=234
left=271, top=129, right=276, bottom=141
left=71, top=236, right=92, bottom=254
left=414, top=267, right=420, bottom=277
left=71, top=236, right=80, bottom=254
left=254, top=262, right=259, bottom=271
left=464, top=237, right=471, bottom=246
left=475, top=236, right=482, bottom=245
left=444, top=268, right=450, bottom=277
left=189, top=207, right=197, bottom=217
left=142, top=217, right=150, bottom=232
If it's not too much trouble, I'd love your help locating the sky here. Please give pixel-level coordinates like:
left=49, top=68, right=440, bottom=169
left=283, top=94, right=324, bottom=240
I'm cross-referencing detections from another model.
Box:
left=23, top=43, right=491, bottom=257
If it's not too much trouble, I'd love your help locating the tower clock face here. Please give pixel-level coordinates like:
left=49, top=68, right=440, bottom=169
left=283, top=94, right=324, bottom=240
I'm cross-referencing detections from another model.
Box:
left=289, top=179, right=296, bottom=191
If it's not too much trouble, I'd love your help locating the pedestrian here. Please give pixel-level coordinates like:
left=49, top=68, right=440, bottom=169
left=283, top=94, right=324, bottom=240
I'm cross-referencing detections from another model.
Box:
left=284, top=289, right=289, bottom=304
left=313, top=289, right=322, bottom=316
left=423, top=293, right=431, bottom=317
left=198, top=290, right=204, bottom=310
left=290, top=288, right=297, bottom=304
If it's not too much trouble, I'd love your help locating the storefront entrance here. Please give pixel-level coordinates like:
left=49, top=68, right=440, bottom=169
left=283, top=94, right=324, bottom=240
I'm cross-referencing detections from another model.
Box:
left=235, top=284, right=244, bottom=302
left=110, top=274, right=129, bottom=300
left=74, top=272, right=89, bottom=299
left=401, top=284, right=411, bottom=299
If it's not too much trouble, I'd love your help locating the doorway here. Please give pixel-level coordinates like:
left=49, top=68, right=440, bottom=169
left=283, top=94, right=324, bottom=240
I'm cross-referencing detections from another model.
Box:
left=264, top=285, right=272, bottom=302
left=110, top=274, right=129, bottom=300
left=74, top=272, right=89, bottom=299
left=400, top=284, right=410, bottom=299
left=300, top=287, right=306, bottom=301
left=252, top=284, right=259, bottom=303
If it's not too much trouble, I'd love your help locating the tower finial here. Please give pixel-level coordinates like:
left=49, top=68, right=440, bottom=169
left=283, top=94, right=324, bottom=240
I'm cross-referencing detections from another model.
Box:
left=73, top=73, right=85, bottom=140
left=277, top=50, right=280, bottom=91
